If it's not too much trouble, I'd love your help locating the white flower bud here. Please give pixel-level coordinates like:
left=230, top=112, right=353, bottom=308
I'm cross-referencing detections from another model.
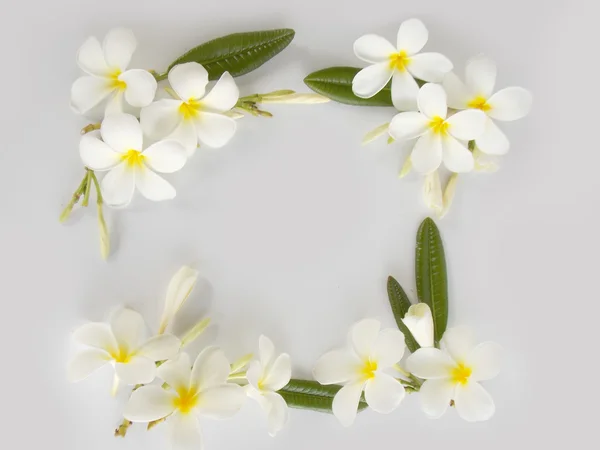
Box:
left=158, top=266, right=199, bottom=334
left=423, top=171, right=443, bottom=217
left=403, top=303, right=434, bottom=348
left=261, top=93, right=330, bottom=104
left=362, top=122, right=390, bottom=145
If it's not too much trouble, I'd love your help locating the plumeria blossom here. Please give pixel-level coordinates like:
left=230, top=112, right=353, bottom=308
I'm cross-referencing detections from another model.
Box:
left=313, top=319, right=406, bottom=426
left=67, top=308, right=180, bottom=388
left=71, top=28, right=157, bottom=116
left=406, top=327, right=502, bottom=422
left=389, top=83, right=487, bottom=174
left=402, top=303, right=434, bottom=348
left=443, top=55, right=532, bottom=156
left=352, top=19, right=453, bottom=110
left=124, top=349, right=245, bottom=450
left=80, top=113, right=187, bottom=207
left=141, top=62, right=239, bottom=156
left=246, top=335, right=292, bottom=436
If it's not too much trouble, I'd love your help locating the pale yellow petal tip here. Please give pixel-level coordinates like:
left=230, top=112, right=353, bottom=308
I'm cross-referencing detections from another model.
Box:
left=424, top=171, right=443, bottom=217
left=98, top=205, right=110, bottom=260
left=362, top=122, right=390, bottom=145
left=181, top=317, right=211, bottom=347
left=398, top=158, right=412, bottom=178
left=230, top=353, right=255, bottom=374
left=440, top=173, right=459, bottom=219
left=262, top=93, right=331, bottom=104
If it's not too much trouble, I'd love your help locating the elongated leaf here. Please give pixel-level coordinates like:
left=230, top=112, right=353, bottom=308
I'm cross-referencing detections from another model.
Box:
left=387, top=276, right=420, bottom=353
left=167, top=29, right=295, bottom=80
left=415, top=218, right=448, bottom=343
left=278, top=379, right=367, bottom=413
left=304, top=67, right=393, bottom=106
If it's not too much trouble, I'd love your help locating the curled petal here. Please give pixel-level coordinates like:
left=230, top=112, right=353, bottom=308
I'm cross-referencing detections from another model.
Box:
left=354, top=34, right=396, bottom=63
left=402, top=303, right=434, bottom=348
left=169, top=62, right=209, bottom=101
left=352, top=63, right=393, bottom=99
left=120, top=69, right=158, bottom=108
left=259, top=334, right=276, bottom=368
left=158, top=266, right=199, bottom=334
left=332, top=381, right=364, bottom=427
left=261, top=353, right=292, bottom=392
left=262, top=392, right=289, bottom=436
left=201, top=72, right=239, bottom=113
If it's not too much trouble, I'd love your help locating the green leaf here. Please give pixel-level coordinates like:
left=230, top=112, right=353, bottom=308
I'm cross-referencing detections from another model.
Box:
left=415, top=217, right=448, bottom=343
left=386, top=276, right=420, bottom=353
left=278, top=379, right=368, bottom=413
left=304, top=67, right=393, bottom=106
left=166, top=29, right=295, bottom=80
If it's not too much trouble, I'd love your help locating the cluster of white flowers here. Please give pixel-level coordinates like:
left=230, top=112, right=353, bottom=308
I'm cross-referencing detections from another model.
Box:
left=353, top=19, right=532, bottom=217
left=68, top=266, right=292, bottom=449
left=313, top=307, right=502, bottom=425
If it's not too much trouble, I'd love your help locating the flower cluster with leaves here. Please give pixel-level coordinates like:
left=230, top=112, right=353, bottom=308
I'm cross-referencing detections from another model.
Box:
left=60, top=27, right=328, bottom=259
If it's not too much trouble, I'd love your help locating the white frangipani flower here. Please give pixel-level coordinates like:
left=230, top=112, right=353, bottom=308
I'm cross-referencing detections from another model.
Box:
left=389, top=83, right=487, bottom=174
left=71, top=28, right=157, bottom=116
left=67, top=308, right=180, bottom=388
left=352, top=19, right=453, bottom=110
left=246, top=335, right=292, bottom=436
left=313, top=319, right=406, bottom=427
left=406, top=327, right=502, bottom=422
left=141, top=62, right=239, bottom=155
left=124, top=349, right=245, bottom=450
left=402, top=303, right=434, bottom=348
left=443, top=55, right=532, bottom=155
left=158, top=266, right=200, bottom=334
left=80, top=113, right=188, bottom=207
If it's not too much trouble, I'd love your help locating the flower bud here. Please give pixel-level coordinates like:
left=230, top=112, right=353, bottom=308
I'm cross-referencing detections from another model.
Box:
left=181, top=318, right=211, bottom=347
left=423, top=171, right=443, bottom=217
left=261, top=93, right=330, bottom=104
left=399, top=157, right=412, bottom=178
left=362, top=122, right=390, bottom=145
left=158, top=266, right=199, bottom=334
left=97, top=204, right=110, bottom=260
left=403, top=303, right=434, bottom=348
left=441, top=173, right=458, bottom=218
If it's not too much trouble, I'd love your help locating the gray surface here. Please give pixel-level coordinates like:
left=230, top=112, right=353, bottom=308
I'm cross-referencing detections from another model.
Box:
left=0, top=0, right=595, bottom=448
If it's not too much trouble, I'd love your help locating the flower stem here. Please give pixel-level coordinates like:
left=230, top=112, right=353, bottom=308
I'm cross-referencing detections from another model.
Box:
left=149, top=70, right=168, bottom=82
left=81, top=123, right=101, bottom=135
left=111, top=374, right=120, bottom=397
left=81, top=170, right=92, bottom=207
left=59, top=171, right=90, bottom=222
left=227, top=371, right=248, bottom=381
left=114, top=419, right=132, bottom=438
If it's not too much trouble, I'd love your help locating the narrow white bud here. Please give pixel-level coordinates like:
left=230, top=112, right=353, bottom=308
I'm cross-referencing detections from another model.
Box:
left=261, top=93, right=330, bottom=104
left=399, top=157, right=412, bottom=178
left=97, top=204, right=110, bottom=260
left=158, top=266, right=199, bottom=334
left=362, top=122, right=390, bottom=145
left=423, top=171, right=444, bottom=218
left=181, top=318, right=211, bottom=347
left=441, top=173, right=459, bottom=219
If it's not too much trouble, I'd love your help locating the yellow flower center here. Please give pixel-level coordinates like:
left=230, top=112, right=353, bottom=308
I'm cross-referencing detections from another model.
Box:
left=389, top=51, right=411, bottom=72
left=121, top=149, right=145, bottom=168
left=467, top=95, right=491, bottom=112
left=429, top=116, right=449, bottom=135
left=361, top=360, right=378, bottom=380
left=173, top=388, right=200, bottom=414
left=179, top=99, right=202, bottom=120
left=450, top=363, right=472, bottom=385
left=109, top=69, right=127, bottom=90
left=109, top=345, right=132, bottom=363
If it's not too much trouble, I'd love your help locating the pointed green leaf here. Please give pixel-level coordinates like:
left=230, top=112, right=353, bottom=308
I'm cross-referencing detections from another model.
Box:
left=278, top=379, right=367, bottom=413
left=386, top=276, right=420, bottom=353
left=166, top=29, right=295, bottom=80
left=415, top=217, right=448, bottom=343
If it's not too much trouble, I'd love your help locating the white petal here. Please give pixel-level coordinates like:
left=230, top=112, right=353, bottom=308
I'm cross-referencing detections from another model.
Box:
left=195, top=112, right=236, bottom=148
left=169, top=62, right=209, bottom=101
left=124, top=385, right=176, bottom=422
left=371, top=328, right=405, bottom=368
left=487, top=87, right=533, bottom=121
left=135, top=167, right=176, bottom=201
left=110, top=308, right=146, bottom=349
left=158, top=266, right=199, bottom=334
left=200, top=72, right=239, bottom=113
left=465, top=55, right=497, bottom=98
left=142, top=140, right=187, bottom=174
left=140, top=99, right=182, bottom=139
left=388, top=111, right=429, bottom=140
left=70, top=76, right=112, bottom=115
left=80, top=135, right=122, bottom=170
left=67, top=349, right=111, bottom=382
left=352, top=63, right=393, bottom=99
left=246, top=360, right=262, bottom=390
left=191, top=347, right=230, bottom=391
left=101, top=113, right=143, bottom=153
left=446, top=109, right=487, bottom=141
left=158, top=353, right=192, bottom=391
left=120, top=69, right=158, bottom=108
left=408, top=53, right=453, bottom=83
left=104, top=90, right=125, bottom=116
left=101, top=163, right=135, bottom=207
left=397, top=18, right=428, bottom=55
left=442, top=136, right=475, bottom=173
left=410, top=132, right=443, bottom=174
left=350, top=318, right=381, bottom=361
left=454, top=381, right=495, bottom=422
left=77, top=36, right=109, bottom=76
left=406, top=347, right=455, bottom=379
left=443, top=72, right=470, bottom=109
left=442, top=327, right=475, bottom=363
left=353, top=34, right=396, bottom=63
left=167, top=119, right=199, bottom=156
left=424, top=171, right=444, bottom=218
left=262, top=392, right=289, bottom=436
left=72, top=322, right=117, bottom=351
left=476, top=118, right=510, bottom=155
left=418, top=83, right=447, bottom=119
left=391, top=71, right=420, bottom=111
left=196, top=384, right=245, bottom=419
left=259, top=334, right=276, bottom=368
left=364, top=373, right=405, bottom=413
left=332, top=381, right=364, bottom=427
left=168, top=413, right=203, bottom=450
left=138, top=334, right=181, bottom=361
left=115, top=356, right=156, bottom=384
left=418, top=379, right=455, bottom=418
left=103, top=28, right=136, bottom=71
left=402, top=303, right=434, bottom=348
left=261, top=353, right=292, bottom=391
left=468, top=342, right=503, bottom=381
left=313, top=350, right=362, bottom=384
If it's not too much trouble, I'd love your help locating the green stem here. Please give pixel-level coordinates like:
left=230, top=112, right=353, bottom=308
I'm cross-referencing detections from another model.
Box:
left=59, top=171, right=90, bottom=222
left=114, top=419, right=132, bottom=438
left=149, top=70, right=168, bottom=82
left=81, top=170, right=92, bottom=207
left=90, top=171, right=103, bottom=204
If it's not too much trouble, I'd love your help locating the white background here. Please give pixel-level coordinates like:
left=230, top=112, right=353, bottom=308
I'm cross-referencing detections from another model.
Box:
left=0, top=0, right=596, bottom=448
